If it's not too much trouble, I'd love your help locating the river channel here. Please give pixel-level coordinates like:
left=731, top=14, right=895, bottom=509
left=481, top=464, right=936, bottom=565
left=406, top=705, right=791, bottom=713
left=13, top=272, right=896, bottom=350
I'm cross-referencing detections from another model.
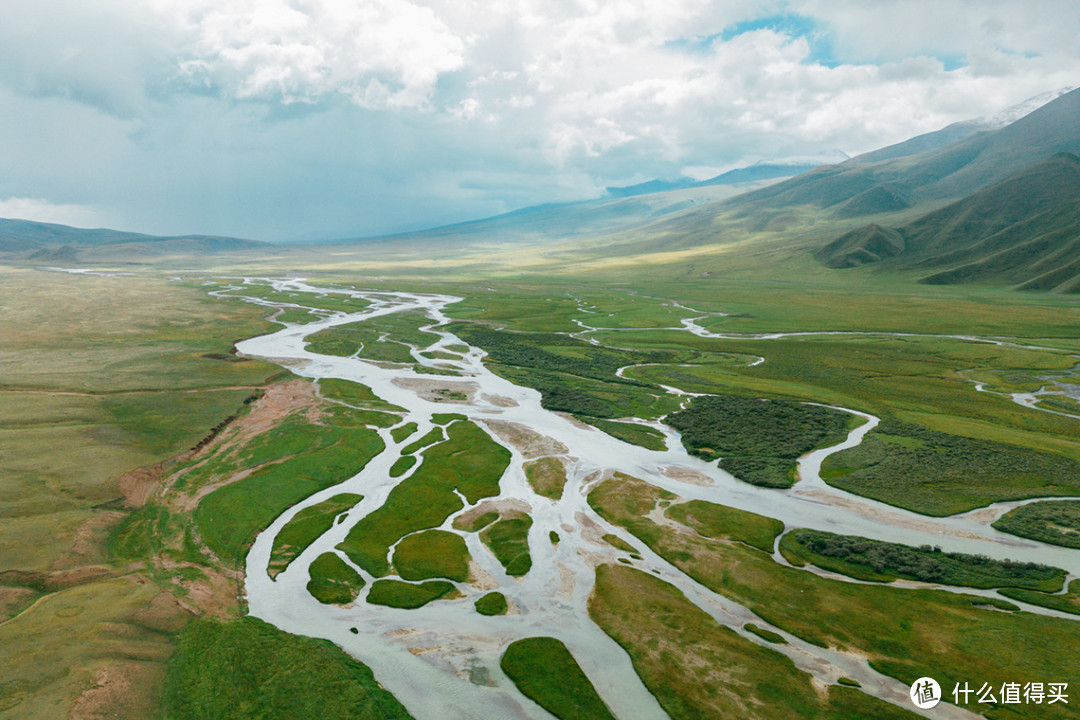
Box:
left=227, top=278, right=1077, bottom=720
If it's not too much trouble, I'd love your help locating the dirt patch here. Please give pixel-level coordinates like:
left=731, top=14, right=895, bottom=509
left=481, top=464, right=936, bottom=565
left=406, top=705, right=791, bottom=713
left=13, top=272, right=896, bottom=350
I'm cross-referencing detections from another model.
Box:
left=0, top=566, right=115, bottom=593
left=392, top=377, right=479, bottom=404
left=522, top=457, right=570, bottom=499
left=118, top=463, right=168, bottom=508
left=468, top=561, right=500, bottom=591
left=68, top=660, right=164, bottom=720
left=481, top=393, right=518, bottom=408
left=454, top=499, right=532, bottom=530
left=128, top=591, right=193, bottom=634
left=555, top=412, right=595, bottom=431
left=0, top=586, right=37, bottom=622
left=659, top=465, right=715, bottom=487
left=556, top=564, right=575, bottom=599
left=120, top=379, right=319, bottom=509
left=51, top=511, right=128, bottom=571
left=481, top=420, right=568, bottom=458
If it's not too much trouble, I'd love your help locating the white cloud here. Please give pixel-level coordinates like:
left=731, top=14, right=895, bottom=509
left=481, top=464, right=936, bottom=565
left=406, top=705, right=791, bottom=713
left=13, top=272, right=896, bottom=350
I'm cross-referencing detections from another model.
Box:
left=163, top=0, right=467, bottom=108
left=1, top=0, right=1079, bottom=238
left=0, top=198, right=110, bottom=228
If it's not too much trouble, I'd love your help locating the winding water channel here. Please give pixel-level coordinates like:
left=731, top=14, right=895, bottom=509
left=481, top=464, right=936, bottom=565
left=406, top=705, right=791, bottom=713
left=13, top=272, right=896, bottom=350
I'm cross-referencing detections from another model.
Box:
left=223, top=278, right=1078, bottom=720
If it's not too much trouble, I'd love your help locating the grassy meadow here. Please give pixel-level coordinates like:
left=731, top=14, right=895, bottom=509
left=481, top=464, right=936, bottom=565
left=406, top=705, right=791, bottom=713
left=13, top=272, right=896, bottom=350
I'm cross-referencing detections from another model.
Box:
left=4, top=183, right=1080, bottom=720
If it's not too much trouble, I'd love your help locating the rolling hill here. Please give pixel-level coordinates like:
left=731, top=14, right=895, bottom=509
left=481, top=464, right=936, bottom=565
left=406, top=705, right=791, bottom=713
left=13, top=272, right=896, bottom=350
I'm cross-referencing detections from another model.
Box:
left=0, top=218, right=271, bottom=265
left=816, top=152, right=1080, bottom=292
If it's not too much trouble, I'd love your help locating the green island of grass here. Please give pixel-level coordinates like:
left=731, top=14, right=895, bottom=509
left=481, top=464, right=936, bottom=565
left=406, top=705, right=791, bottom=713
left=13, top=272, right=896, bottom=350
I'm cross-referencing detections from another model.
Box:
left=780, top=529, right=1065, bottom=591
left=366, top=579, right=456, bottom=609
left=401, top=427, right=445, bottom=455
left=665, top=500, right=784, bottom=553
left=744, top=623, right=787, bottom=644
left=195, top=411, right=384, bottom=567
left=666, top=395, right=853, bottom=487
left=393, top=529, right=471, bottom=582
left=523, top=456, right=569, bottom=499
left=389, top=455, right=417, bottom=478
left=269, top=494, right=362, bottom=577
left=999, top=579, right=1080, bottom=616
left=307, top=552, right=366, bottom=605
left=586, top=417, right=667, bottom=450
left=588, top=472, right=1080, bottom=719
left=500, top=637, right=616, bottom=720
left=452, top=509, right=500, bottom=533
left=318, top=378, right=407, bottom=414
left=992, top=499, right=1080, bottom=549
left=589, top=564, right=920, bottom=720
left=822, top=421, right=1080, bottom=516
left=390, top=421, right=419, bottom=443
left=475, top=592, right=508, bottom=616
left=337, top=420, right=510, bottom=576
left=481, top=516, right=533, bottom=577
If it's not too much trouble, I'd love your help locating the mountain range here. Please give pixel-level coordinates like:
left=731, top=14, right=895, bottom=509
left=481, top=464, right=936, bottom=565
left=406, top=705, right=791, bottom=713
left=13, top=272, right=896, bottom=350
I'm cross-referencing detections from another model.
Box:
left=1, top=86, right=1078, bottom=292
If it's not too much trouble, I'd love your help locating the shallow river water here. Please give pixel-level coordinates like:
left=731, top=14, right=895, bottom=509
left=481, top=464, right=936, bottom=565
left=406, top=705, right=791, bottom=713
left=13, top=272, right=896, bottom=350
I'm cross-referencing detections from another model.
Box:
left=227, top=279, right=1077, bottom=720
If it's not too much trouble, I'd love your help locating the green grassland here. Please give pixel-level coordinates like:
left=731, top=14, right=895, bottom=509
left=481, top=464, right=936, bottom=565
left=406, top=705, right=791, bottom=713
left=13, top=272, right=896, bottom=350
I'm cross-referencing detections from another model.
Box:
left=195, top=412, right=384, bottom=568
left=584, top=418, right=667, bottom=450
left=7, top=182, right=1080, bottom=720
left=216, top=281, right=372, bottom=315
left=305, top=310, right=440, bottom=363
left=475, top=591, right=508, bottom=615
left=337, top=420, right=510, bottom=576
left=389, top=455, right=417, bottom=477
left=588, top=473, right=1080, bottom=719
left=480, top=516, right=533, bottom=577
left=164, top=616, right=411, bottom=719
left=666, top=395, right=853, bottom=487
left=589, top=564, right=920, bottom=720
left=269, top=494, right=363, bottom=577
left=821, top=421, right=1080, bottom=515
left=500, top=637, right=616, bottom=720
left=0, top=270, right=279, bottom=574
left=522, top=457, right=569, bottom=499
left=664, top=499, right=784, bottom=552
left=390, top=421, right=419, bottom=442
left=401, top=427, right=445, bottom=454
left=999, top=579, right=1080, bottom=616
left=781, top=529, right=1065, bottom=590
left=307, top=552, right=366, bottom=605
left=317, top=378, right=407, bottom=414
left=0, top=269, right=418, bottom=719
left=366, top=579, right=457, bottom=609
left=392, top=530, right=471, bottom=582
left=453, top=510, right=499, bottom=533
left=992, top=500, right=1080, bottom=548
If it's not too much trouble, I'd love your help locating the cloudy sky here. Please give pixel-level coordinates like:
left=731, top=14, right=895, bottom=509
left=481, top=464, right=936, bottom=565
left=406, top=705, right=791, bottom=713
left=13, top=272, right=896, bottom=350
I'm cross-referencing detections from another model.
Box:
left=2, top=0, right=1079, bottom=240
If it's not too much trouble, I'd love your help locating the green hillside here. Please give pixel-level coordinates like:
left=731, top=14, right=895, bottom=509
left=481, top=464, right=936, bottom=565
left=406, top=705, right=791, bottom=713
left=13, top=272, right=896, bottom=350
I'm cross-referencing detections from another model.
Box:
left=817, top=153, right=1080, bottom=291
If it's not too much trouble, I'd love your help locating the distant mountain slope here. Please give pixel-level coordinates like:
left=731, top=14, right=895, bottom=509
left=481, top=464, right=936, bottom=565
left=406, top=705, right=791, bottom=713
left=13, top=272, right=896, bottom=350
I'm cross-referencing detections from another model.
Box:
left=0, top=218, right=269, bottom=264
left=852, top=87, right=1072, bottom=165
left=727, top=87, right=1080, bottom=218
left=816, top=153, right=1080, bottom=291
left=331, top=182, right=760, bottom=248
left=605, top=161, right=827, bottom=199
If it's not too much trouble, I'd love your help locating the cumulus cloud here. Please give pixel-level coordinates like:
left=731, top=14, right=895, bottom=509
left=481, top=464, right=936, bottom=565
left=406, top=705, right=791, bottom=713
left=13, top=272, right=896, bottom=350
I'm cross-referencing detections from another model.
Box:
left=1, top=0, right=1079, bottom=238
left=165, top=0, right=467, bottom=108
